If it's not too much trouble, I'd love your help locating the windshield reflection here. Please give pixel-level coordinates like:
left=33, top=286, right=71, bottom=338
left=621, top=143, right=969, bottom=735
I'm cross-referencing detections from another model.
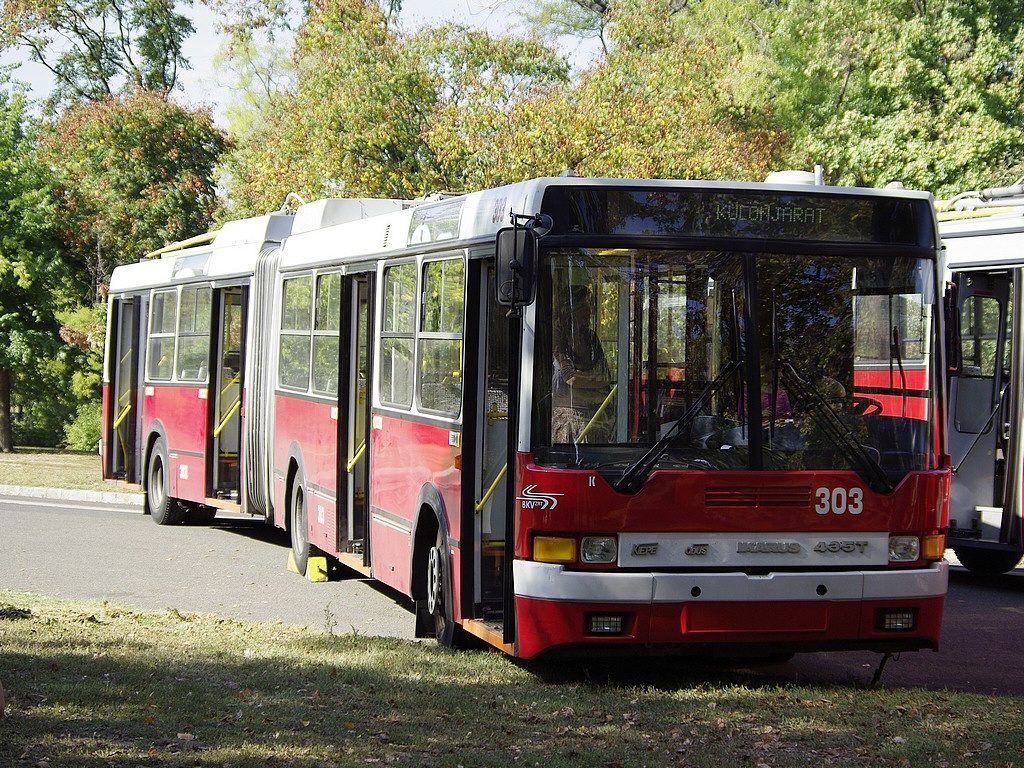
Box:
left=531, top=248, right=937, bottom=489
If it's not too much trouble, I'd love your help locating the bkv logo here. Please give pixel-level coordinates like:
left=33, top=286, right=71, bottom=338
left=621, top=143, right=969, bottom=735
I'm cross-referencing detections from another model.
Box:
left=517, top=485, right=564, bottom=510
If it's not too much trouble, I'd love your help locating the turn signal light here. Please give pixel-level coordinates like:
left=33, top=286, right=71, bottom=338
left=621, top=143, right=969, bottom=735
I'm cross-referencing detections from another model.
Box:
left=534, top=536, right=576, bottom=564
left=922, top=534, right=945, bottom=561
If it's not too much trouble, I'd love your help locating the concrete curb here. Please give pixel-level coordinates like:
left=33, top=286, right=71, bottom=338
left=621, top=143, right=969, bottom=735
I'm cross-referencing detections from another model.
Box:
left=0, top=484, right=143, bottom=507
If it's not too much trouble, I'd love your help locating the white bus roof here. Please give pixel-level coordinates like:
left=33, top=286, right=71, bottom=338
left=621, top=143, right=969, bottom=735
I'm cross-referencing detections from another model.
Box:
left=940, top=207, right=1024, bottom=271
left=276, top=175, right=935, bottom=272
left=108, top=212, right=296, bottom=293
left=110, top=176, right=937, bottom=289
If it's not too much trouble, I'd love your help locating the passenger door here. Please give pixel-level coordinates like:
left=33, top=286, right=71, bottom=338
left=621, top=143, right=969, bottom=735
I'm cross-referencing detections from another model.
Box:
left=949, top=270, right=1012, bottom=537
left=107, top=297, right=142, bottom=482
left=339, top=273, right=373, bottom=562
left=209, top=287, right=247, bottom=501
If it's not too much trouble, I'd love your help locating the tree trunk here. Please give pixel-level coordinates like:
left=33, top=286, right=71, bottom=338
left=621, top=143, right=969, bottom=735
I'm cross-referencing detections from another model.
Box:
left=0, top=368, right=13, bottom=453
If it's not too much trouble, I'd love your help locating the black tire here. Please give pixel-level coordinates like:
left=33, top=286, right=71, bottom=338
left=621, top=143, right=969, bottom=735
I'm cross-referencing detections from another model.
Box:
left=954, top=546, right=1023, bottom=575
left=426, top=527, right=469, bottom=648
left=290, top=480, right=310, bottom=576
left=146, top=439, right=185, bottom=525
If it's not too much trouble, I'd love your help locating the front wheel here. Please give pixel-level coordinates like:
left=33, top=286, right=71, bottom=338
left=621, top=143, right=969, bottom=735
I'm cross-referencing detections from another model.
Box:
left=146, top=439, right=185, bottom=525
left=426, top=527, right=469, bottom=648
left=290, top=480, right=310, bottom=576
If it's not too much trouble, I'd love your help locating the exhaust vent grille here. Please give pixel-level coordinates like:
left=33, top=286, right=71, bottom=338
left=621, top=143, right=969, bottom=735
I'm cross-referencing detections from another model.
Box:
left=705, top=486, right=811, bottom=509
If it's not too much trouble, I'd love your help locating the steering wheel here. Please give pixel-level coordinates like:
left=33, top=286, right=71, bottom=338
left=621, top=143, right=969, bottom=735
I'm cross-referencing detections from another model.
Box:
left=828, top=396, right=883, bottom=415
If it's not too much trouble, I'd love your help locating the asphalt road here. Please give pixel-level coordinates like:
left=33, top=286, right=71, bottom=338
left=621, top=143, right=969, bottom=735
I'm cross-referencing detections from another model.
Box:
left=0, top=492, right=416, bottom=639
left=2, top=491, right=1022, bottom=695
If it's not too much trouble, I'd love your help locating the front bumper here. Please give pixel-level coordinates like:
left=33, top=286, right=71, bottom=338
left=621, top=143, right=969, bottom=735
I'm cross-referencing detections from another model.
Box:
left=512, top=559, right=948, bottom=658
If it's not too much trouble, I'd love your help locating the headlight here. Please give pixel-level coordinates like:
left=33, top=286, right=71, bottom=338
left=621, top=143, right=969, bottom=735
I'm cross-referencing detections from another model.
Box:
left=580, top=536, right=618, bottom=564
left=889, top=535, right=921, bottom=562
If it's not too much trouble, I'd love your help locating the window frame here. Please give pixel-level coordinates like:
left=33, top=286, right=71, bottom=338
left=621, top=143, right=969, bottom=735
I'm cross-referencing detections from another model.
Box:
left=146, top=288, right=178, bottom=382
left=278, top=273, right=314, bottom=393
left=311, top=271, right=343, bottom=396
left=378, top=261, right=418, bottom=409
left=175, top=285, right=212, bottom=382
left=417, top=256, right=466, bottom=417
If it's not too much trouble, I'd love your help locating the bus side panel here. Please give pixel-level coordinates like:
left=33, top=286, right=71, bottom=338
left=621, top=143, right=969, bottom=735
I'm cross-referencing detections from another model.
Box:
left=143, top=384, right=209, bottom=502
left=273, top=392, right=339, bottom=554
left=370, top=413, right=462, bottom=600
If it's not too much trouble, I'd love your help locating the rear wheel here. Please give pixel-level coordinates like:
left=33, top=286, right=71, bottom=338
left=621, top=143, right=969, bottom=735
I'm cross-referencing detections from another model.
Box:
left=146, top=439, right=185, bottom=525
left=954, top=546, right=1022, bottom=575
left=290, top=481, right=310, bottom=576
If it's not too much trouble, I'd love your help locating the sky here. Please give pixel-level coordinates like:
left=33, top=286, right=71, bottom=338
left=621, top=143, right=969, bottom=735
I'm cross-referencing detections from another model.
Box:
left=1, top=0, right=600, bottom=125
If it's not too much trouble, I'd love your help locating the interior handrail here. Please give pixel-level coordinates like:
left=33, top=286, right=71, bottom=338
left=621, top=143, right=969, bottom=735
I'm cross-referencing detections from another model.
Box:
left=112, top=403, right=132, bottom=430
left=346, top=442, right=367, bottom=473
left=213, top=399, right=241, bottom=438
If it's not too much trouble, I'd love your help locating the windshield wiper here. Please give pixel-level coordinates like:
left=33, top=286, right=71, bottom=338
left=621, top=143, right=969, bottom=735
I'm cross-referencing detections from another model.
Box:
left=891, top=325, right=908, bottom=418
left=614, top=359, right=743, bottom=494
left=777, top=359, right=894, bottom=493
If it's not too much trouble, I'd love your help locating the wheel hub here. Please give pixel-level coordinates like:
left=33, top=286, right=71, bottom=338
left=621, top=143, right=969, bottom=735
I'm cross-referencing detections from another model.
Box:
left=427, top=545, right=443, bottom=615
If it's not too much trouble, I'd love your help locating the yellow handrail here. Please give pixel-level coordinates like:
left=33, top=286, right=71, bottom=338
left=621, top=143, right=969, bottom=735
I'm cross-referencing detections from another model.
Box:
left=213, top=399, right=241, bottom=437
left=220, top=374, right=240, bottom=398
left=346, top=442, right=367, bottom=473
left=474, top=384, right=619, bottom=514
left=112, top=403, right=132, bottom=430
left=577, top=383, right=618, bottom=442
left=475, top=465, right=507, bottom=514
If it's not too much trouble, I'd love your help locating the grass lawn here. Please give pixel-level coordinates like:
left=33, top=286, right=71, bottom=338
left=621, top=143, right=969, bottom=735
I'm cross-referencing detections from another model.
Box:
left=1, top=592, right=1021, bottom=768
left=0, top=449, right=137, bottom=494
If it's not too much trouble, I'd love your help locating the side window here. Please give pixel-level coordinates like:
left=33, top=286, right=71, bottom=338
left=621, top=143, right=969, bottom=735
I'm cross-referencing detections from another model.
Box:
left=312, top=272, right=341, bottom=395
left=961, top=295, right=1001, bottom=377
left=380, top=263, right=416, bottom=407
left=177, top=286, right=212, bottom=381
left=147, top=289, right=177, bottom=381
left=419, top=258, right=465, bottom=415
left=279, top=275, right=313, bottom=391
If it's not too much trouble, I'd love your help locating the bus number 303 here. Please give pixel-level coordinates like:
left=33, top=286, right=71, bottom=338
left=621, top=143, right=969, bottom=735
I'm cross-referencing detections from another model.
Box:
left=815, top=486, right=864, bottom=515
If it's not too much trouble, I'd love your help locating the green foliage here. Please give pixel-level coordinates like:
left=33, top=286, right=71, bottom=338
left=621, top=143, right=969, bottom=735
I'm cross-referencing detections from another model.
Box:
left=483, top=0, right=780, bottom=182
left=0, top=0, right=195, bottom=110
left=64, top=400, right=102, bottom=450
left=224, top=0, right=779, bottom=209
left=56, top=302, right=106, bottom=400
left=38, top=89, right=229, bottom=293
left=682, top=0, right=1024, bottom=196
left=225, top=0, right=570, bottom=211
left=0, top=81, right=68, bottom=449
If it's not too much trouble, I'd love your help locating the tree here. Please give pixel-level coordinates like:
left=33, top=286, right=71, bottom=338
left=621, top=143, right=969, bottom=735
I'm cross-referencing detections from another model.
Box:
left=225, top=0, right=569, bottom=212
left=483, top=0, right=781, bottom=183
left=681, top=0, right=1024, bottom=196
left=0, top=0, right=195, bottom=110
left=0, top=85, right=65, bottom=451
left=38, top=89, right=229, bottom=295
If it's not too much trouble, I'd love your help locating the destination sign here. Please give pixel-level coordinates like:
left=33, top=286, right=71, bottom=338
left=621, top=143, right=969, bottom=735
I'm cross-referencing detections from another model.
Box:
left=539, top=187, right=934, bottom=247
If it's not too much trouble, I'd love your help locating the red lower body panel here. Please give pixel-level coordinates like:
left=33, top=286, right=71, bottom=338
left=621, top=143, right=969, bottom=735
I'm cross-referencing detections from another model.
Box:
left=515, top=594, right=945, bottom=659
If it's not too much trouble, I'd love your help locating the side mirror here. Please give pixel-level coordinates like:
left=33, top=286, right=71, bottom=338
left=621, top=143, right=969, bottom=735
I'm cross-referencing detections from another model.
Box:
left=495, top=226, right=538, bottom=307
left=944, top=280, right=962, bottom=374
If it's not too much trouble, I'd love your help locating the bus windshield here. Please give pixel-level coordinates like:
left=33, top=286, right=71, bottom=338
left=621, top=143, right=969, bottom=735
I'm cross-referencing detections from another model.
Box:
left=531, top=247, right=938, bottom=489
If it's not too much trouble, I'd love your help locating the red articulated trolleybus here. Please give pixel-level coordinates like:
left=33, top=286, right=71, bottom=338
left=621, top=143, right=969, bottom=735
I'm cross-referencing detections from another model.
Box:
left=102, top=173, right=951, bottom=659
